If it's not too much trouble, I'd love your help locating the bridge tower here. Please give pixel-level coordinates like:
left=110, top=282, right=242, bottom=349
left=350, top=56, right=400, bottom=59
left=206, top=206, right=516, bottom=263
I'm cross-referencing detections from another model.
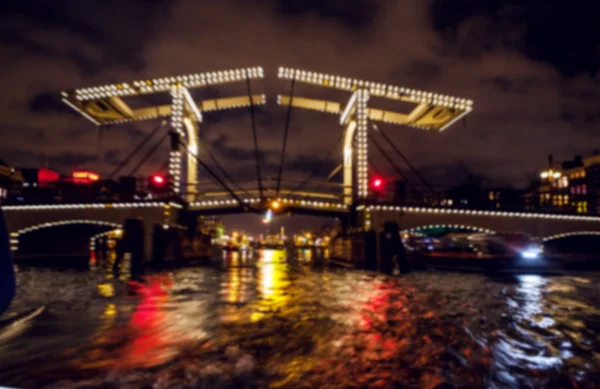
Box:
left=61, top=67, right=266, bottom=201
left=277, top=67, right=473, bottom=226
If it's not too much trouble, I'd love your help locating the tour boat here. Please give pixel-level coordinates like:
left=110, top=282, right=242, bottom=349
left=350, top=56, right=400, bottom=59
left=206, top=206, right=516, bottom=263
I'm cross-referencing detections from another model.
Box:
left=406, top=232, right=553, bottom=273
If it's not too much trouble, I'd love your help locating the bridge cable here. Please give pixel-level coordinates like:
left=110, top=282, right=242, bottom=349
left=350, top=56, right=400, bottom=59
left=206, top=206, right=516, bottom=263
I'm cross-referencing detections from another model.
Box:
left=128, top=132, right=169, bottom=177
left=289, top=128, right=345, bottom=196
left=201, top=145, right=252, bottom=198
left=108, top=121, right=166, bottom=180
left=245, top=74, right=264, bottom=202
left=158, top=159, right=169, bottom=173
left=275, top=78, right=296, bottom=197
left=180, top=145, right=249, bottom=211
left=368, top=160, right=383, bottom=176
left=369, top=133, right=424, bottom=200
left=372, top=124, right=440, bottom=203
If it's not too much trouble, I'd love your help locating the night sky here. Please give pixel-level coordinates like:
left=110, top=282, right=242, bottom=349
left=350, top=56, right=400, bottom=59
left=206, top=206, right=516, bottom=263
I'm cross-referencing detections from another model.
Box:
left=1, top=0, right=599, bottom=233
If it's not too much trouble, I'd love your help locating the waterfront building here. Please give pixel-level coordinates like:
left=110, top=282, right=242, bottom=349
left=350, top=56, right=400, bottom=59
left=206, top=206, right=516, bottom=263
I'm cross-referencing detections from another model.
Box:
left=0, top=160, right=24, bottom=201
left=442, top=183, right=525, bottom=210
left=198, top=216, right=225, bottom=239
left=529, top=153, right=600, bottom=215
left=583, top=153, right=600, bottom=215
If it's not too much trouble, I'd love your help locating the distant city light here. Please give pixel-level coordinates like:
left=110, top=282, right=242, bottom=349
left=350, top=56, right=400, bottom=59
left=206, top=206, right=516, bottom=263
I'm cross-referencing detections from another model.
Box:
left=72, top=170, right=100, bottom=184
left=521, top=247, right=542, bottom=259
left=540, top=170, right=561, bottom=180
left=263, top=209, right=273, bottom=224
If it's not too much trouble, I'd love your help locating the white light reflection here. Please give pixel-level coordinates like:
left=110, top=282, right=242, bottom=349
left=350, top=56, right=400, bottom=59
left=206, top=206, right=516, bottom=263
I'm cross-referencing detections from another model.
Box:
left=517, top=275, right=555, bottom=329
left=492, top=274, right=562, bottom=378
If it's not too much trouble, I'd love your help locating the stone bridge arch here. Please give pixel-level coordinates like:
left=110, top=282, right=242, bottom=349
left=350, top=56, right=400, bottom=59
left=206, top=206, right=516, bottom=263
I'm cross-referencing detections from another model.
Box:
left=10, top=219, right=122, bottom=253
left=542, top=231, right=600, bottom=242
left=367, top=206, right=600, bottom=238
left=402, top=223, right=495, bottom=236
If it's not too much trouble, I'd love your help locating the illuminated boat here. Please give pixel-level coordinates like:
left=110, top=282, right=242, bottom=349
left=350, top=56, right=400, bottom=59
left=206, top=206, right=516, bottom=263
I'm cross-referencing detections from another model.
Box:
left=407, top=232, right=551, bottom=273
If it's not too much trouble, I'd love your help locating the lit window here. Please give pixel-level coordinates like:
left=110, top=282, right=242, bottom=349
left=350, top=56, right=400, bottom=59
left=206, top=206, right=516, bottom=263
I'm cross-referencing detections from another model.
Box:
left=582, top=185, right=587, bottom=195
left=559, top=176, right=568, bottom=188
left=582, top=171, right=586, bottom=178
left=489, top=191, right=494, bottom=201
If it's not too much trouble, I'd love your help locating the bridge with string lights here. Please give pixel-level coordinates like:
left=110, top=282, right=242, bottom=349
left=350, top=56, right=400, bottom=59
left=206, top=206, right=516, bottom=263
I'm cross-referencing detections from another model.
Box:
left=3, top=65, right=600, bottom=260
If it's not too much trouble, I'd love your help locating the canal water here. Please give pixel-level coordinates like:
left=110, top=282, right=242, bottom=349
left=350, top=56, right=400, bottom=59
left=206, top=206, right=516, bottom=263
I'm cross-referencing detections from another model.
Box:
left=0, top=249, right=599, bottom=388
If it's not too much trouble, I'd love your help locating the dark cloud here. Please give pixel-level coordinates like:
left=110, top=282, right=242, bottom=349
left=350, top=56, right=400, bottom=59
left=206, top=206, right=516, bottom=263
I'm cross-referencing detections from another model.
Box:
left=1, top=0, right=599, bottom=197
left=389, top=59, right=443, bottom=85
left=267, top=0, right=379, bottom=29
left=430, top=0, right=600, bottom=77
left=29, top=92, right=70, bottom=113
left=1, top=0, right=174, bottom=74
left=209, top=135, right=278, bottom=164
left=0, top=148, right=98, bottom=172
left=284, top=154, right=337, bottom=176
left=479, top=75, right=545, bottom=94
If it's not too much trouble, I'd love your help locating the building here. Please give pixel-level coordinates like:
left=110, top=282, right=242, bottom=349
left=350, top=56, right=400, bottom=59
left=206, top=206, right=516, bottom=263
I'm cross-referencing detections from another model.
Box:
left=584, top=153, right=600, bottom=214
left=442, top=183, right=525, bottom=210
left=198, top=216, right=225, bottom=239
left=0, top=159, right=24, bottom=201
left=530, top=154, right=600, bottom=215
left=535, top=155, right=572, bottom=213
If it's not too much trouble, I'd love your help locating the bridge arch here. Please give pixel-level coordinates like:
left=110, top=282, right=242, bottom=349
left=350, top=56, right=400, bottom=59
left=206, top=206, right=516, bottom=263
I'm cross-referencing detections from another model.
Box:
left=89, top=228, right=122, bottom=252
left=542, top=231, right=600, bottom=242
left=402, top=224, right=495, bottom=236
left=10, top=219, right=122, bottom=253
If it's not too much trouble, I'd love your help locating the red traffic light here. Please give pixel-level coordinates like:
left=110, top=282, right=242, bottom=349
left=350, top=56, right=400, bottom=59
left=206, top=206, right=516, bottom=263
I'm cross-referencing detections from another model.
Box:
left=151, top=174, right=165, bottom=186
left=371, top=177, right=385, bottom=190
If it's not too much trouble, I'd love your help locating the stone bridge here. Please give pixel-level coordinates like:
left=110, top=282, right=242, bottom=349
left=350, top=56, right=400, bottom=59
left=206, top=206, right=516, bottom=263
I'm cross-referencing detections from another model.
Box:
left=365, top=205, right=600, bottom=240
left=2, top=202, right=181, bottom=259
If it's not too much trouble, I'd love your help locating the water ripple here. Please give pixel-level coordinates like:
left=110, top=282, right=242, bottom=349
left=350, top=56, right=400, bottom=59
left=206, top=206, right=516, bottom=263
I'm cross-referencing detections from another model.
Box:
left=0, top=251, right=599, bottom=388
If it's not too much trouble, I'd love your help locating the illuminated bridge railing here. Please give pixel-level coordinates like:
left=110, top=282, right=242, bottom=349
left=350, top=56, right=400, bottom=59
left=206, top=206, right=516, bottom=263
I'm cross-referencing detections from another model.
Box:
left=188, top=197, right=348, bottom=212
left=361, top=204, right=600, bottom=222
left=1, top=201, right=183, bottom=211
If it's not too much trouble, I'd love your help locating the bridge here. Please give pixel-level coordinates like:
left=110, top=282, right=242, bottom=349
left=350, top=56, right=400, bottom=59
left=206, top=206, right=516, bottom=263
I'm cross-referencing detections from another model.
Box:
left=3, top=65, right=600, bottom=260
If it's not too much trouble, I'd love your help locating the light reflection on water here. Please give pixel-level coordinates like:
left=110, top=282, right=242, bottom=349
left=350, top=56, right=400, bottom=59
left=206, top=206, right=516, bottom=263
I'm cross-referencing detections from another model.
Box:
left=0, top=250, right=599, bottom=388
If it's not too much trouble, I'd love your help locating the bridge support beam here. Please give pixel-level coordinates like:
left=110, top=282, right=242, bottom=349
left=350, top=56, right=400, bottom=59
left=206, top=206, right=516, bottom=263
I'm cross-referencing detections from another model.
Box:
left=170, top=85, right=201, bottom=201
left=341, top=90, right=370, bottom=205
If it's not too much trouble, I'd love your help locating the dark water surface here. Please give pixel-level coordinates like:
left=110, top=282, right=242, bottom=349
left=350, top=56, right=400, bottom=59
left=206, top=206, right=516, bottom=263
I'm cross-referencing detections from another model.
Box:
left=1, top=249, right=599, bottom=388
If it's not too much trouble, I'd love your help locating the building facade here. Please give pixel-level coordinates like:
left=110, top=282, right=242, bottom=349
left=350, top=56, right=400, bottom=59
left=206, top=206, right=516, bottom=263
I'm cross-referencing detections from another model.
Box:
left=530, top=154, right=600, bottom=215
left=0, top=160, right=24, bottom=202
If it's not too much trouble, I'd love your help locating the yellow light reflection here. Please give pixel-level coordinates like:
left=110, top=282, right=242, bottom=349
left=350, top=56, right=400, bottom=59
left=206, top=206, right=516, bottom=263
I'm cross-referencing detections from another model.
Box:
left=251, top=249, right=290, bottom=322
left=227, top=270, right=241, bottom=304
left=103, top=303, right=117, bottom=317
left=97, top=283, right=115, bottom=298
